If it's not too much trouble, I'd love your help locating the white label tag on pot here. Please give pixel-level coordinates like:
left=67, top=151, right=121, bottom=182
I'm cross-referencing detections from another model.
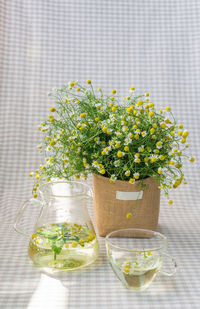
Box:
left=116, top=191, right=143, bottom=201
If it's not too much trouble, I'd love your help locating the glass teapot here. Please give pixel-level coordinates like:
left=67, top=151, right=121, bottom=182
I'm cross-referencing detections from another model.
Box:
left=14, top=181, right=99, bottom=272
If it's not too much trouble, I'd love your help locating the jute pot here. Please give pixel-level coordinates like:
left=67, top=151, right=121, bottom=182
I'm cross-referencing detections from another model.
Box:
left=93, top=174, right=160, bottom=237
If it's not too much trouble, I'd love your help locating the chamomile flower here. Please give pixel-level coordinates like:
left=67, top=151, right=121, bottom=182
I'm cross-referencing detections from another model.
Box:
left=107, top=128, right=113, bottom=134
left=156, top=141, right=163, bottom=149
left=149, top=111, right=154, bottom=117
left=101, top=148, right=109, bottom=155
left=122, top=126, right=128, bottom=132
left=123, top=166, right=128, bottom=171
left=129, top=86, right=135, bottom=93
left=138, top=145, right=145, bottom=152
left=114, top=160, right=120, bottom=167
left=150, top=155, right=157, bottom=163
left=183, top=130, right=189, bottom=138
left=159, top=155, right=165, bottom=161
left=92, top=161, right=99, bottom=167
left=160, top=122, right=166, bottom=129
left=116, top=132, right=122, bottom=137
left=134, top=157, right=141, bottom=163
left=68, top=82, right=75, bottom=89
left=124, top=146, right=129, bottom=152
left=128, top=133, right=133, bottom=138
left=117, top=151, right=125, bottom=158
left=125, top=170, right=131, bottom=177
left=109, top=174, right=117, bottom=183
left=141, top=131, right=147, bottom=137
left=37, top=144, right=43, bottom=150
left=41, top=126, right=49, bottom=132
left=124, top=138, right=132, bottom=145
left=126, top=107, right=132, bottom=114
left=80, top=113, right=87, bottom=118
left=137, top=100, right=143, bottom=106
left=164, top=118, right=171, bottom=124
left=135, top=128, right=141, bottom=134
left=100, top=169, right=106, bottom=174
left=83, top=157, right=87, bottom=163
left=190, top=157, right=195, bottom=162
left=46, top=146, right=51, bottom=152
left=134, top=173, right=140, bottom=179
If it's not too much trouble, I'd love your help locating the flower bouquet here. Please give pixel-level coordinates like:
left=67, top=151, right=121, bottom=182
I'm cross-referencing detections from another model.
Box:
left=30, top=80, right=194, bottom=235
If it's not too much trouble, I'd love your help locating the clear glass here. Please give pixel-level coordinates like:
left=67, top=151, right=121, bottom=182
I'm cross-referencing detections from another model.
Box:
left=14, top=181, right=99, bottom=272
left=106, top=228, right=177, bottom=291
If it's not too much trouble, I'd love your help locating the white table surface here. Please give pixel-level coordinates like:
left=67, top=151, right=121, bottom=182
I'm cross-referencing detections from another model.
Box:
left=0, top=1, right=200, bottom=308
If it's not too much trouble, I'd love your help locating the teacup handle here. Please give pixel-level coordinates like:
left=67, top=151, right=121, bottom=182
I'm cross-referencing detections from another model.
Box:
left=13, top=198, right=43, bottom=237
left=160, top=253, right=178, bottom=276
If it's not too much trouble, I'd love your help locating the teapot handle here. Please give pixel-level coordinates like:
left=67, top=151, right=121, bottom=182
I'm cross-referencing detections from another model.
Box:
left=13, top=198, right=43, bottom=237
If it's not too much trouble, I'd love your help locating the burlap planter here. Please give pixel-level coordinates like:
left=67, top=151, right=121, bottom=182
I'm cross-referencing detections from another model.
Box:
left=93, top=174, right=160, bottom=237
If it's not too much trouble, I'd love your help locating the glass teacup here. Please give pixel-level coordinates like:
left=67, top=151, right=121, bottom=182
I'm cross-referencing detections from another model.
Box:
left=106, top=228, right=177, bottom=291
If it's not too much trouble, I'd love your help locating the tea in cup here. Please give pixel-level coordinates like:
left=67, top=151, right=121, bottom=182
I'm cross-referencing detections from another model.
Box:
left=106, top=228, right=177, bottom=291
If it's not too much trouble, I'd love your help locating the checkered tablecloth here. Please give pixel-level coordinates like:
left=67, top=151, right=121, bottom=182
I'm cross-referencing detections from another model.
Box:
left=0, top=0, right=200, bottom=308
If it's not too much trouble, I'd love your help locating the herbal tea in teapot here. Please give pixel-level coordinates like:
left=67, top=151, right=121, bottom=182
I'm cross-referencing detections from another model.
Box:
left=29, top=221, right=98, bottom=270
left=14, top=181, right=99, bottom=272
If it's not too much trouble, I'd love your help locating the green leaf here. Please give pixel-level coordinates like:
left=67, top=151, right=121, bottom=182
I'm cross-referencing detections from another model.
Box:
left=38, top=230, right=58, bottom=240
left=51, top=244, right=62, bottom=255
left=48, top=237, right=66, bottom=260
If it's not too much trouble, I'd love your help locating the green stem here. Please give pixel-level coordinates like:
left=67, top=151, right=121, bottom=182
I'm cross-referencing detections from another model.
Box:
left=54, top=251, right=57, bottom=261
left=131, top=190, right=142, bottom=214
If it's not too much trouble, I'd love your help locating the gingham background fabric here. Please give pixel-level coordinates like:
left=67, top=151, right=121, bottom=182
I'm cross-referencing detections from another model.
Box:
left=0, top=0, right=200, bottom=308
